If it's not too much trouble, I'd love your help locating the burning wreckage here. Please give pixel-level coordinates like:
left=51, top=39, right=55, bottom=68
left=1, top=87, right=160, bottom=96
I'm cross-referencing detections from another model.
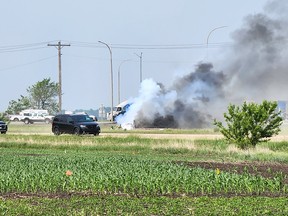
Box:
left=115, top=63, right=226, bottom=130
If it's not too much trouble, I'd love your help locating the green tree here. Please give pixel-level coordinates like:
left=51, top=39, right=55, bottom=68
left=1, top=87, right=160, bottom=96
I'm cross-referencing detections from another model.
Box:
left=214, top=100, right=283, bottom=149
left=0, top=112, right=9, bottom=122
left=6, top=95, right=31, bottom=114
left=27, top=78, right=59, bottom=114
left=6, top=78, right=59, bottom=114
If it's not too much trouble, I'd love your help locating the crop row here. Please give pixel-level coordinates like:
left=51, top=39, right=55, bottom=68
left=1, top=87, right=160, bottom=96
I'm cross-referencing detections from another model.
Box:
left=0, top=153, right=286, bottom=196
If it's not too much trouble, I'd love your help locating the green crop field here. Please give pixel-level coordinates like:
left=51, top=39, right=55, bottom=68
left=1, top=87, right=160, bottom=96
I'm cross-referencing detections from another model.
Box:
left=0, top=123, right=288, bottom=215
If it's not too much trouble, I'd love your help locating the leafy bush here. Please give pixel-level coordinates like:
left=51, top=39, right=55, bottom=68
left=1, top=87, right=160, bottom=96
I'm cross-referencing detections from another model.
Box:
left=214, top=101, right=283, bottom=149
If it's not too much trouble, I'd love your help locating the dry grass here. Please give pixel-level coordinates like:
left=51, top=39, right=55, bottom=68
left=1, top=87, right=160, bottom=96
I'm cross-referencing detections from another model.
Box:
left=227, top=145, right=273, bottom=155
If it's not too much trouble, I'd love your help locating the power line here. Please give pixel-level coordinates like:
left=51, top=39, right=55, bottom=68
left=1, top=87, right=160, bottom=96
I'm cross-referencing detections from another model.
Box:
left=111, top=42, right=231, bottom=48
left=0, top=41, right=57, bottom=53
left=0, top=41, right=52, bottom=49
left=0, top=46, right=49, bottom=54
left=68, top=40, right=232, bottom=50
left=0, top=55, right=57, bottom=72
left=0, top=40, right=232, bottom=53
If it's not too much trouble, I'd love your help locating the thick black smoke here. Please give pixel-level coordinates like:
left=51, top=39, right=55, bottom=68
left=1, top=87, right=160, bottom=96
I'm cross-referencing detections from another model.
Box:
left=224, top=1, right=288, bottom=102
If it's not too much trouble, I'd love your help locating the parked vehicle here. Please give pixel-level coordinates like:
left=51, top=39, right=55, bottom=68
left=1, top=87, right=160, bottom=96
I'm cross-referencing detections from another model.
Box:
left=52, top=114, right=101, bottom=136
left=9, top=114, right=23, bottom=122
left=9, top=109, right=54, bottom=124
left=22, top=112, right=54, bottom=124
left=0, top=121, right=8, bottom=134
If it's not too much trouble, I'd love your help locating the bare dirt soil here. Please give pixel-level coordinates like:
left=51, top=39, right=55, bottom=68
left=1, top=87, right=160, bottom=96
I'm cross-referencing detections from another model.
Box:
left=178, top=161, right=288, bottom=184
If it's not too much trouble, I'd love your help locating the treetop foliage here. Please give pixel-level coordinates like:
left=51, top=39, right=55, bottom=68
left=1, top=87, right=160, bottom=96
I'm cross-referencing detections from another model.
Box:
left=6, top=78, right=59, bottom=114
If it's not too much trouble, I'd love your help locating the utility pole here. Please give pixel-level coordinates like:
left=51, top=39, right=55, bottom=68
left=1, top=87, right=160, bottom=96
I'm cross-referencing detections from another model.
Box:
left=134, top=52, right=143, bottom=83
left=48, top=41, right=70, bottom=112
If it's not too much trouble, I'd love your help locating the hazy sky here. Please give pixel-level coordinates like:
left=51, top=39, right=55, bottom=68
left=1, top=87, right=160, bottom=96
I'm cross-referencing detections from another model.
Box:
left=0, top=0, right=268, bottom=112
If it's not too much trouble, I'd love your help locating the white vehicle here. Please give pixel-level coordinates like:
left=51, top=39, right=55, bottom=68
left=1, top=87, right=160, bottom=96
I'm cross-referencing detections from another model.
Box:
left=106, top=100, right=132, bottom=121
left=9, top=114, right=25, bottom=122
left=9, top=109, right=54, bottom=124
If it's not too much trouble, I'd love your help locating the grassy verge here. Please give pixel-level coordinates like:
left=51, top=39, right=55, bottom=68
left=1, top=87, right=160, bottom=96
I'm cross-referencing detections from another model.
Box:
left=7, top=122, right=217, bottom=134
left=1, top=134, right=288, bottom=162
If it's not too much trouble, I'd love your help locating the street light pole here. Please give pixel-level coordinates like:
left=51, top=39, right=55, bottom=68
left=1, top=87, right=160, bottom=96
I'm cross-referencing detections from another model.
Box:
left=206, top=26, right=228, bottom=59
left=98, top=41, right=114, bottom=121
left=118, top=59, right=130, bottom=105
left=134, top=52, right=143, bottom=83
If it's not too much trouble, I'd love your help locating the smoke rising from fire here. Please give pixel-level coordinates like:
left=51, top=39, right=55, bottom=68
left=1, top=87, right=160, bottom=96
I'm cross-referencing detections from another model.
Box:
left=116, top=63, right=227, bottom=128
left=117, top=0, right=288, bottom=128
left=225, top=19, right=288, bottom=102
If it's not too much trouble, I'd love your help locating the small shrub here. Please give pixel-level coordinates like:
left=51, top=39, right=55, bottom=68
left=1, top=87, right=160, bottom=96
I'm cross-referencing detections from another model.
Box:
left=214, top=100, right=283, bottom=149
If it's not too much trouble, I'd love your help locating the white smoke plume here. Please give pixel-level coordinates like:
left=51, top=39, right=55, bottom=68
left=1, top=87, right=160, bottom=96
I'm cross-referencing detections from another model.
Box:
left=117, top=0, right=288, bottom=128
left=116, top=63, right=226, bottom=128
